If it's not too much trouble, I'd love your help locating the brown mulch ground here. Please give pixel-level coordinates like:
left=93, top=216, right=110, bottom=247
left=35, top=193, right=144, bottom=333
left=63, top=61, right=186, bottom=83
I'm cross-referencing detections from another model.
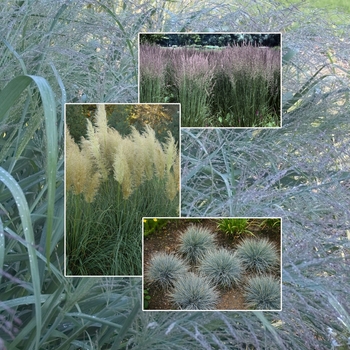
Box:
left=143, top=218, right=281, bottom=311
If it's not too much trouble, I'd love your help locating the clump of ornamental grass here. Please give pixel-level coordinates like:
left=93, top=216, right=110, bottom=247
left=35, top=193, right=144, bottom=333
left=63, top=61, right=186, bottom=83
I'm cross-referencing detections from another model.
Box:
left=235, top=237, right=279, bottom=274
left=171, top=48, right=215, bottom=127
left=198, top=248, right=243, bottom=288
left=244, top=275, right=281, bottom=310
left=220, top=44, right=280, bottom=127
left=140, top=43, right=280, bottom=127
left=170, top=272, right=219, bottom=310
left=66, top=104, right=179, bottom=275
left=139, top=44, right=167, bottom=103
left=146, top=252, right=188, bottom=290
left=178, top=225, right=216, bottom=265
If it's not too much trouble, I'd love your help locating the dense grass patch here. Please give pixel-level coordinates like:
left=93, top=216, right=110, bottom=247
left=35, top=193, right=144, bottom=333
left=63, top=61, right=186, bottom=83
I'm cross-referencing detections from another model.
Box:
left=178, top=225, right=217, bottom=265
left=235, top=237, right=279, bottom=274
left=198, top=248, right=243, bottom=288
left=140, top=44, right=281, bottom=127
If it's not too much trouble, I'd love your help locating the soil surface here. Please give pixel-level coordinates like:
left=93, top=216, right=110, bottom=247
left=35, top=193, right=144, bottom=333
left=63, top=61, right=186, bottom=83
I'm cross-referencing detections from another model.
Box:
left=143, top=218, right=281, bottom=311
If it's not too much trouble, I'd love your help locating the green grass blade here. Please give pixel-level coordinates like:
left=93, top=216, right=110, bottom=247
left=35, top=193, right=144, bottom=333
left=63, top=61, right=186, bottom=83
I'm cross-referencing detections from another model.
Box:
left=66, top=312, right=124, bottom=328
left=4, top=224, right=66, bottom=284
left=0, top=75, right=32, bottom=122
left=111, top=300, right=141, bottom=349
left=282, top=65, right=331, bottom=112
left=0, top=75, right=58, bottom=267
left=3, top=76, right=57, bottom=262
left=0, top=37, right=28, bottom=75
left=327, top=292, right=350, bottom=331
left=50, top=62, right=66, bottom=144
left=0, top=167, right=42, bottom=349
left=2, top=294, right=65, bottom=309
left=27, top=75, right=58, bottom=266
left=0, top=217, right=4, bottom=283
left=253, top=311, right=285, bottom=348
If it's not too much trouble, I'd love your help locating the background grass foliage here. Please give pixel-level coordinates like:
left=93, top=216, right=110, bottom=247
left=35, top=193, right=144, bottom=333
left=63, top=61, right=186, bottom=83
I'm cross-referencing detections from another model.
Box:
left=0, top=0, right=349, bottom=349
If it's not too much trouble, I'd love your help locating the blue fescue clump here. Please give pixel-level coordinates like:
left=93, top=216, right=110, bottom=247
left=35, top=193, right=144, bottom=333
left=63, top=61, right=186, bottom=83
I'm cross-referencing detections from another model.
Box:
left=199, top=248, right=243, bottom=288
left=170, top=272, right=219, bottom=310
left=244, top=275, right=281, bottom=310
left=178, top=225, right=216, bottom=265
left=235, top=237, right=279, bottom=274
left=146, top=252, right=188, bottom=290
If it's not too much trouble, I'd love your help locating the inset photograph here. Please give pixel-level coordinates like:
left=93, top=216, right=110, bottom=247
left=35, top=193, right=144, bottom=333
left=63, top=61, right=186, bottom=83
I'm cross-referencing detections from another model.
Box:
left=143, top=217, right=281, bottom=311
left=139, top=33, right=281, bottom=128
left=65, top=103, right=180, bottom=276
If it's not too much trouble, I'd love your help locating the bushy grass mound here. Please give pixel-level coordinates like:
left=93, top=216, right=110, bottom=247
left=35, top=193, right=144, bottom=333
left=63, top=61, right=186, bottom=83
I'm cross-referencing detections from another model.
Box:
left=146, top=252, right=188, bottom=290
left=235, top=237, right=279, bottom=274
left=198, top=248, right=243, bottom=288
left=244, top=275, right=281, bottom=310
left=178, top=225, right=217, bottom=265
left=170, top=272, right=219, bottom=310
left=140, top=43, right=281, bottom=127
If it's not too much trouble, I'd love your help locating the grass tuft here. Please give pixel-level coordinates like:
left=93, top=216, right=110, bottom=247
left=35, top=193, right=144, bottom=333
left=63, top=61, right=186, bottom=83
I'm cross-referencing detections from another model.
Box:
left=198, top=248, right=243, bottom=288
left=235, top=238, right=279, bottom=274
left=178, top=225, right=216, bottom=265
left=244, top=275, right=281, bottom=310
left=66, top=104, right=179, bottom=275
left=146, top=252, right=188, bottom=290
left=170, top=272, right=219, bottom=310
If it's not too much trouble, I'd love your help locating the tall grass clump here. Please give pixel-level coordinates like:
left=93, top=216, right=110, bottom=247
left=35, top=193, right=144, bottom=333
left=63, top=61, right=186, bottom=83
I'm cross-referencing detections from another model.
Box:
left=169, top=272, right=219, bottom=310
left=171, top=48, right=215, bottom=126
left=214, top=44, right=280, bottom=126
left=146, top=252, right=188, bottom=290
left=139, top=44, right=167, bottom=102
left=244, top=275, right=281, bottom=310
left=66, top=104, right=179, bottom=276
left=178, top=225, right=216, bottom=265
left=235, top=238, right=279, bottom=274
left=198, top=248, right=243, bottom=288
left=0, top=0, right=159, bottom=346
